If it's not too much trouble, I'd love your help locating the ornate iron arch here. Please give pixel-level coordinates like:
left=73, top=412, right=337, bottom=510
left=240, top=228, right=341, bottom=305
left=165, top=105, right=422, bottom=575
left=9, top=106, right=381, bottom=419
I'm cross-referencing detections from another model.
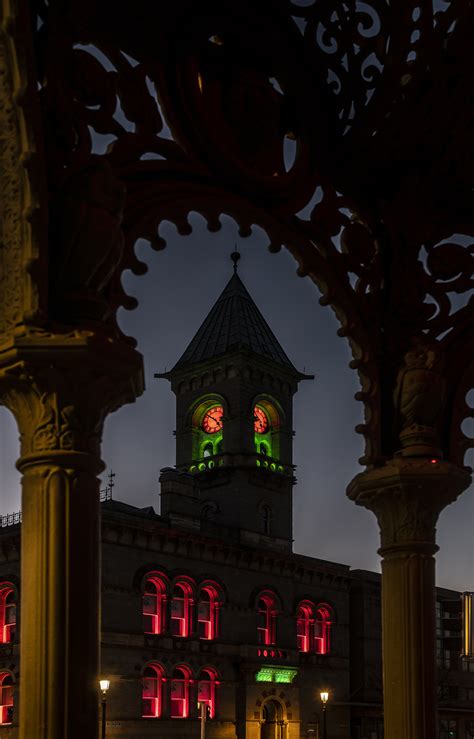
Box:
left=20, top=0, right=471, bottom=467
left=1, top=3, right=474, bottom=737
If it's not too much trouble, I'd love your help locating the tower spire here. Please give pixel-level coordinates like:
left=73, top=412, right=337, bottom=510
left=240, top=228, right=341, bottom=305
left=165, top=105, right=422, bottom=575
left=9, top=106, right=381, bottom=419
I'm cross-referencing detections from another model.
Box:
left=230, top=249, right=241, bottom=274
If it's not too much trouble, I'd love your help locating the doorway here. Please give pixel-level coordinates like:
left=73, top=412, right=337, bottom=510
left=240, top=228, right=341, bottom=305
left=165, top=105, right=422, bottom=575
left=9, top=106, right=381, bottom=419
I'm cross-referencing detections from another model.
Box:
left=261, top=699, right=286, bottom=739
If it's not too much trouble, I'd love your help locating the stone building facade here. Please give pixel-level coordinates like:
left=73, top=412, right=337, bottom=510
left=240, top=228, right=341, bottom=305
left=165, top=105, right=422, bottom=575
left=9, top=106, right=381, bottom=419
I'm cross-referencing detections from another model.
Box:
left=0, top=265, right=472, bottom=739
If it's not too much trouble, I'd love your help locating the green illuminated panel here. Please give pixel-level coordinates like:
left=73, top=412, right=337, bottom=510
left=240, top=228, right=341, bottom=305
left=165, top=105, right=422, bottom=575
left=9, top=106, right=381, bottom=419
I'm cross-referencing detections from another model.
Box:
left=275, top=669, right=297, bottom=683
left=198, top=431, right=223, bottom=459
left=255, top=667, right=297, bottom=684
left=255, top=668, right=274, bottom=683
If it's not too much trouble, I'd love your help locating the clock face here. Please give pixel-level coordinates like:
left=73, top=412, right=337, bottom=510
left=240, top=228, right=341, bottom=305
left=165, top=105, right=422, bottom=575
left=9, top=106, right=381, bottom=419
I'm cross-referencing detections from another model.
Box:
left=254, top=406, right=269, bottom=434
left=202, top=405, right=224, bottom=434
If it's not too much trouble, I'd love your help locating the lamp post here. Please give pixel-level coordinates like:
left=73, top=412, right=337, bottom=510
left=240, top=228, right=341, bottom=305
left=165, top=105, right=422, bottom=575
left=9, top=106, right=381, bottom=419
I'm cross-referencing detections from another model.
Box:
left=320, top=691, right=329, bottom=739
left=99, top=679, right=110, bottom=739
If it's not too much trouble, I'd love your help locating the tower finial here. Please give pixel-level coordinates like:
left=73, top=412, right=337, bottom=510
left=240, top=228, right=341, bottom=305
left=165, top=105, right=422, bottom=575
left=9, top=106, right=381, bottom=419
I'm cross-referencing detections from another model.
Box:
left=231, top=249, right=241, bottom=274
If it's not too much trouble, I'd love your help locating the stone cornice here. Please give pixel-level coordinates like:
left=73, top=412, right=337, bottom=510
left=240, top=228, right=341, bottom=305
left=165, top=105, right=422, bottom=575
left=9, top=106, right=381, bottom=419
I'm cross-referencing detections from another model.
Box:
left=101, top=508, right=350, bottom=590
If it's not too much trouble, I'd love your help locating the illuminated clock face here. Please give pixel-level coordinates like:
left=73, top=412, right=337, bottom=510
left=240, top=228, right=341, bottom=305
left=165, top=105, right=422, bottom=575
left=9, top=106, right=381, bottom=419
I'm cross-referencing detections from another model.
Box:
left=202, top=406, right=224, bottom=434
left=254, top=406, right=269, bottom=434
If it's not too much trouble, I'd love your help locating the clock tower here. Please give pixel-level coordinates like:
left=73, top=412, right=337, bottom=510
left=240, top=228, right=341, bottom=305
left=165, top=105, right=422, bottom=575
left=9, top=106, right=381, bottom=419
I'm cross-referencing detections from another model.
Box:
left=156, top=253, right=313, bottom=552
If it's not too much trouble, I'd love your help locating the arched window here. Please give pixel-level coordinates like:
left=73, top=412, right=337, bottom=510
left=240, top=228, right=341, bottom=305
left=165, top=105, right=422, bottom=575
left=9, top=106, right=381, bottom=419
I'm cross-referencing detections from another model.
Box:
left=261, top=505, right=271, bottom=535
left=171, top=582, right=193, bottom=637
left=314, top=605, right=332, bottom=655
left=253, top=400, right=281, bottom=460
left=143, top=575, right=167, bottom=635
left=198, top=585, right=221, bottom=640
left=257, top=592, right=277, bottom=646
left=170, top=665, right=191, bottom=718
left=192, top=399, right=225, bottom=463
left=198, top=667, right=218, bottom=719
left=0, top=673, right=13, bottom=725
left=296, top=601, right=333, bottom=654
left=142, top=663, right=164, bottom=718
left=0, top=586, right=16, bottom=644
left=296, top=602, right=313, bottom=653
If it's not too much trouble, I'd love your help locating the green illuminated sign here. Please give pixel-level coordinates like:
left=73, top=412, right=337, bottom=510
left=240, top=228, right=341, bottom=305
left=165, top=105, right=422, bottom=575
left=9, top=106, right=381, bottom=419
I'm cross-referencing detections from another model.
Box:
left=255, top=667, right=297, bottom=684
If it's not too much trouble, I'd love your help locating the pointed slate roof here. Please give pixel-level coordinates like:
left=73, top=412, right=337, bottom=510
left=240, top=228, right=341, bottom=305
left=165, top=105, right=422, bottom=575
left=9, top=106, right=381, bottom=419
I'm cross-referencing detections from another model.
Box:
left=171, top=272, right=299, bottom=373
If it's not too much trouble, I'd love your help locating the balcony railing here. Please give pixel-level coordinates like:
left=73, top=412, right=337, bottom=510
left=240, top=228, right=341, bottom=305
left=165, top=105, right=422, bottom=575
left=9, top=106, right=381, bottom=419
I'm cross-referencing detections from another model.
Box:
left=0, top=511, right=21, bottom=528
left=179, top=453, right=292, bottom=477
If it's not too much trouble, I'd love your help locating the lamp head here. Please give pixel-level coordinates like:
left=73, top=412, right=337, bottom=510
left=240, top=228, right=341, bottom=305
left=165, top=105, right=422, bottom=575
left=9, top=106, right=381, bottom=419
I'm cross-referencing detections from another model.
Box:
left=320, top=690, right=329, bottom=704
left=100, top=679, right=110, bottom=695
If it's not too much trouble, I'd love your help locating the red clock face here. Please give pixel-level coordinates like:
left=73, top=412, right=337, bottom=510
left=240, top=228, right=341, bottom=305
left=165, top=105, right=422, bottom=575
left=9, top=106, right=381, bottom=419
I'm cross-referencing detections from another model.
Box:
left=202, top=406, right=224, bottom=434
left=254, top=406, right=269, bottom=434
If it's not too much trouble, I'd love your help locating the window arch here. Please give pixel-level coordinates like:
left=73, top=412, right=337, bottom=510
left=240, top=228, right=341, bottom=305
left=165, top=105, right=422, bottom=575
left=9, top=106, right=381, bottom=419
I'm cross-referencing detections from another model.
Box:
left=201, top=502, right=217, bottom=521
left=296, top=601, right=314, bottom=653
left=198, top=667, right=218, bottom=719
left=296, top=601, right=333, bottom=654
left=143, top=574, right=168, bottom=635
left=252, top=398, right=281, bottom=460
left=0, top=585, right=16, bottom=644
left=261, top=505, right=272, bottom=535
left=0, top=673, right=13, bottom=725
left=170, top=665, right=191, bottom=718
left=314, top=604, right=333, bottom=655
left=171, top=581, right=193, bottom=637
left=257, top=591, right=277, bottom=646
left=191, top=397, right=226, bottom=462
left=198, top=583, right=222, bottom=640
left=142, top=663, right=164, bottom=718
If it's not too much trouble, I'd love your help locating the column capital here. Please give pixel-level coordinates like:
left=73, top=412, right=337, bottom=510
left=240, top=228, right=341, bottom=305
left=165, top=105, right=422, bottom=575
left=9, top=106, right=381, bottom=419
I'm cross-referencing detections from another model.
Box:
left=347, top=457, right=471, bottom=553
left=0, top=329, right=144, bottom=460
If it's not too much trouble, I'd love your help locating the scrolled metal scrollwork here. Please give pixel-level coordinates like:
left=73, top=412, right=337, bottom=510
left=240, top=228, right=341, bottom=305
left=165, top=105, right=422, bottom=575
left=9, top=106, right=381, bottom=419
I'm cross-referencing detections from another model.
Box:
left=27, top=0, right=474, bottom=467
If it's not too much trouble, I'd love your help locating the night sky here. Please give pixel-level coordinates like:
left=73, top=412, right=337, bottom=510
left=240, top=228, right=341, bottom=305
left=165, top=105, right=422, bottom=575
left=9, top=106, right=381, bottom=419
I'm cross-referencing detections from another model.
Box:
left=0, top=215, right=472, bottom=591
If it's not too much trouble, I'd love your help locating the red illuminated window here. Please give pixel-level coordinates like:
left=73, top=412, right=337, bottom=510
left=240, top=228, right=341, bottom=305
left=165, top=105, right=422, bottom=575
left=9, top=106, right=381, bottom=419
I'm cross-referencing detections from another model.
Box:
left=257, top=593, right=277, bottom=646
left=143, top=576, right=167, bottom=634
left=171, top=582, right=193, bottom=637
left=142, top=664, right=164, bottom=718
left=0, top=673, right=13, bottom=725
left=296, top=601, right=332, bottom=654
left=296, top=604, right=312, bottom=653
left=198, top=586, right=220, bottom=640
left=0, top=586, right=16, bottom=644
left=170, top=666, right=191, bottom=718
left=314, top=605, right=332, bottom=655
left=198, top=668, right=218, bottom=719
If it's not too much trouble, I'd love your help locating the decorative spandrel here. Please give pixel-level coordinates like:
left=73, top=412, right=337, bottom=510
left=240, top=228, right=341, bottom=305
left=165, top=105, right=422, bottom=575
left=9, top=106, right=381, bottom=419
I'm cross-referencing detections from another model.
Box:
left=27, top=0, right=474, bottom=466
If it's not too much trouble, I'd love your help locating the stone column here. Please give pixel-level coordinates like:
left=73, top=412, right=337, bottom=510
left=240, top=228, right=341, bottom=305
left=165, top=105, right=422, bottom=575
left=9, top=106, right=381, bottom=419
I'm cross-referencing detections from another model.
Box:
left=0, top=335, right=143, bottom=739
left=348, top=457, right=471, bottom=739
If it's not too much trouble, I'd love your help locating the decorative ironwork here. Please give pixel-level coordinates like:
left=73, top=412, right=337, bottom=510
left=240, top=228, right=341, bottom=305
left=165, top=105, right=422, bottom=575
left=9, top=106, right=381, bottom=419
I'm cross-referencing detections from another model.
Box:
left=0, top=511, right=22, bottom=528
left=28, top=0, right=474, bottom=467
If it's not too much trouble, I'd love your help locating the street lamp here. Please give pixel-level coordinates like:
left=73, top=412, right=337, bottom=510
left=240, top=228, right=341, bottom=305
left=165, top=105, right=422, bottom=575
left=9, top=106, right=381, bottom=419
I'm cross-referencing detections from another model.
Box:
left=320, top=691, right=329, bottom=739
left=99, top=679, right=110, bottom=739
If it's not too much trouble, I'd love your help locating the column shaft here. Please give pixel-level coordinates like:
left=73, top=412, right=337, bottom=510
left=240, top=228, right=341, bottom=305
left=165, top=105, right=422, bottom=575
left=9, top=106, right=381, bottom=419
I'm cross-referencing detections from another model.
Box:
left=381, top=547, right=437, bottom=739
left=347, top=458, right=471, bottom=739
left=19, top=452, right=100, bottom=739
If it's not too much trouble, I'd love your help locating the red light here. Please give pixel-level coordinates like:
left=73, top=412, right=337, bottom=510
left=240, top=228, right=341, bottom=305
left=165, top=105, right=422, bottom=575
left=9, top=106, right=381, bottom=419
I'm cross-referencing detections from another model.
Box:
left=263, top=650, right=268, bottom=657
left=430, top=459, right=438, bottom=464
